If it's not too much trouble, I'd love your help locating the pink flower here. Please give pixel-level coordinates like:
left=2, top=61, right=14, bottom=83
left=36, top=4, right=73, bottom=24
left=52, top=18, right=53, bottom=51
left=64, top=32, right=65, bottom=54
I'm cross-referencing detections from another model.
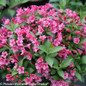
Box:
left=15, top=28, right=22, bottom=36
left=21, top=48, right=28, bottom=55
left=75, top=31, right=80, bottom=34
left=57, top=32, right=62, bottom=42
left=39, top=35, right=46, bottom=43
left=72, top=11, right=78, bottom=18
left=64, top=71, right=69, bottom=79
left=6, top=74, right=13, bottom=81
left=27, top=53, right=32, bottom=60
left=10, top=38, right=16, bottom=47
left=38, top=25, right=44, bottom=34
left=35, top=63, right=41, bottom=70
left=83, top=26, right=86, bottom=33
left=37, top=57, right=43, bottom=63
left=16, top=39, right=23, bottom=46
left=27, top=15, right=35, bottom=23
left=65, top=9, right=72, bottom=17
left=43, top=21, right=50, bottom=27
left=57, top=81, right=69, bottom=86
left=42, top=63, right=48, bottom=70
left=11, top=46, right=18, bottom=53
left=14, top=63, right=18, bottom=69
left=0, top=58, right=4, bottom=66
left=35, top=76, right=42, bottom=83
left=69, top=63, right=74, bottom=67
left=38, top=9, right=46, bottom=16
left=33, top=46, right=39, bottom=52
left=77, top=49, right=83, bottom=55
left=73, top=50, right=77, bottom=53
left=2, top=18, right=10, bottom=25
left=1, top=51, right=8, bottom=58
left=47, top=36, right=53, bottom=42
left=30, top=74, right=36, bottom=79
left=50, top=27, right=57, bottom=34
left=24, top=77, right=33, bottom=85
left=11, top=58, right=18, bottom=63
left=18, top=79, right=22, bottom=84
left=73, top=37, right=80, bottom=44
left=66, top=29, right=70, bottom=32
left=16, top=8, right=23, bottom=16
left=68, top=35, right=71, bottom=40
left=4, top=59, right=10, bottom=65
left=26, top=43, right=31, bottom=49
left=17, top=66, right=24, bottom=74
left=7, top=68, right=11, bottom=72
left=70, top=69, right=76, bottom=76
left=58, top=23, right=65, bottom=30
left=53, top=38, right=60, bottom=47
left=2, top=38, right=7, bottom=44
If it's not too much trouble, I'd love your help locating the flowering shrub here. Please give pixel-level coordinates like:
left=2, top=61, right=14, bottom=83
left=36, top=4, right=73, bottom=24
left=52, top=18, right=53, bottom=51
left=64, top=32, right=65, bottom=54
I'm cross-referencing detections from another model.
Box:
left=0, top=3, right=86, bottom=86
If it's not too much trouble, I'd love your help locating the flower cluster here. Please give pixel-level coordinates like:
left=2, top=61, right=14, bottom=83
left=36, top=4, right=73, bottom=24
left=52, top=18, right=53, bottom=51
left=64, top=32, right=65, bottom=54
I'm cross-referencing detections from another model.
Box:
left=0, top=3, right=86, bottom=86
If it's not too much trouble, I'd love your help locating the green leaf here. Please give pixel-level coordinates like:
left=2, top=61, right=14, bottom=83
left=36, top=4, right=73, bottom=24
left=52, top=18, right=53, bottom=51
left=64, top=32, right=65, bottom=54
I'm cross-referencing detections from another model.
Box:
left=47, top=32, right=55, bottom=38
left=28, top=67, right=34, bottom=74
left=38, top=45, right=48, bottom=54
left=70, top=1, right=83, bottom=6
left=14, top=23, right=19, bottom=28
left=12, top=70, right=18, bottom=76
left=34, top=10, right=38, bottom=16
left=11, top=23, right=20, bottom=31
left=21, top=0, right=30, bottom=3
left=8, top=9, right=15, bottom=17
left=2, top=24, right=12, bottom=30
left=9, top=0, right=30, bottom=8
left=67, top=19, right=71, bottom=22
left=53, top=59, right=59, bottom=70
left=34, top=53, right=39, bottom=56
left=20, top=22, right=27, bottom=26
left=2, top=22, right=19, bottom=31
left=2, top=74, right=6, bottom=79
left=80, top=38, right=86, bottom=43
left=0, top=0, right=6, bottom=6
left=60, top=0, right=67, bottom=9
left=10, top=34, right=17, bottom=38
left=38, top=40, right=64, bottom=55
left=49, top=43, right=53, bottom=49
left=57, top=70, right=64, bottom=79
left=45, top=39, right=51, bottom=51
left=49, top=0, right=58, bottom=2
left=18, top=60, right=23, bottom=66
left=60, top=57, right=73, bottom=68
left=30, top=31, right=35, bottom=37
left=65, top=79, right=71, bottom=83
left=75, top=62, right=81, bottom=71
left=49, top=46, right=64, bottom=54
left=35, top=73, right=41, bottom=76
left=46, top=56, right=55, bottom=67
left=50, top=69, right=56, bottom=75
left=81, top=65, right=86, bottom=72
left=18, top=55, right=27, bottom=66
left=48, top=53, right=57, bottom=58
left=75, top=72, right=84, bottom=82
left=51, top=75, right=59, bottom=80
left=81, top=55, right=86, bottom=64
left=0, top=47, right=7, bottom=53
